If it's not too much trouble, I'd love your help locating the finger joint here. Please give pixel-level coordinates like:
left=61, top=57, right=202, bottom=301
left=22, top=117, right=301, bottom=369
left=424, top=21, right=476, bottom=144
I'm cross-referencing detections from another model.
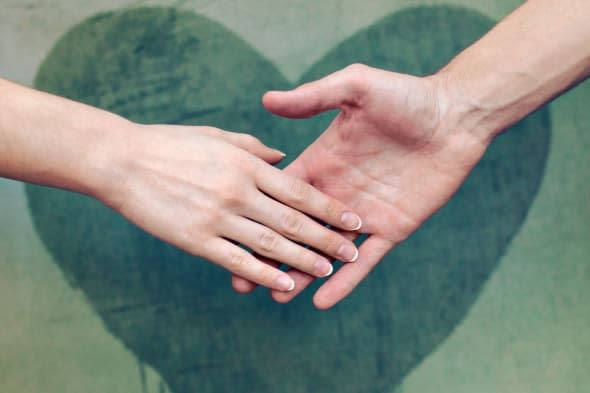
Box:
left=258, top=230, right=279, bottom=253
left=281, top=211, right=303, bottom=237
left=287, top=178, right=311, bottom=205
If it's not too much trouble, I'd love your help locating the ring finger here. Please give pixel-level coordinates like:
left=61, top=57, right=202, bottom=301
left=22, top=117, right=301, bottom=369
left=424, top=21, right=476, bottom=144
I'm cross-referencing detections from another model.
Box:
left=243, top=194, right=359, bottom=263
left=222, top=216, right=335, bottom=278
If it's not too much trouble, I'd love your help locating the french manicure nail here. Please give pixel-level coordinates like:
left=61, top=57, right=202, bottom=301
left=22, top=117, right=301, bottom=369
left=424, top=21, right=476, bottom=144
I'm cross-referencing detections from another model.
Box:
left=337, top=243, right=359, bottom=262
left=341, top=212, right=362, bottom=231
left=277, top=275, right=295, bottom=291
left=274, top=149, right=287, bottom=157
left=314, top=258, right=333, bottom=277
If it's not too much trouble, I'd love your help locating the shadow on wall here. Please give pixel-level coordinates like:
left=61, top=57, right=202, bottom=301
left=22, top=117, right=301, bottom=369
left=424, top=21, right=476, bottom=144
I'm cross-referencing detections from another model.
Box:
left=27, top=6, right=550, bottom=393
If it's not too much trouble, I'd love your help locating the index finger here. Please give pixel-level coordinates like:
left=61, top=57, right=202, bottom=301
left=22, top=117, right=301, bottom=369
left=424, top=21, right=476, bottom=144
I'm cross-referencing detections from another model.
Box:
left=254, top=163, right=362, bottom=231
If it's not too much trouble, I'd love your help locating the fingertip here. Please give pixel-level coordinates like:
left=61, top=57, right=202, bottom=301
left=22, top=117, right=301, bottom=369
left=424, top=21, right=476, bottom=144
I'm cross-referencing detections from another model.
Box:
left=313, top=237, right=394, bottom=308
left=340, top=211, right=363, bottom=231
left=350, top=247, right=359, bottom=263
left=246, top=135, right=286, bottom=164
left=261, top=148, right=286, bottom=165
left=276, top=275, right=295, bottom=292
left=313, top=292, right=337, bottom=310
left=336, top=242, right=359, bottom=263
left=270, top=289, right=296, bottom=304
left=263, top=88, right=316, bottom=119
left=232, top=276, right=257, bottom=293
left=270, top=269, right=313, bottom=302
left=262, top=90, right=286, bottom=110
left=272, top=148, right=287, bottom=161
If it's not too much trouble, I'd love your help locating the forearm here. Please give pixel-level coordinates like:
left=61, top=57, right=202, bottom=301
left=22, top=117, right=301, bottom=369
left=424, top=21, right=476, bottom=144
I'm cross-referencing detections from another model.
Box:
left=0, top=78, right=129, bottom=198
left=435, top=0, right=590, bottom=142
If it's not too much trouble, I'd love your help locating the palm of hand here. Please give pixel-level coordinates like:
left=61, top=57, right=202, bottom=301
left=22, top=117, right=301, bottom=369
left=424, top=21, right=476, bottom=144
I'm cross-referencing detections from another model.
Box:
left=267, top=66, right=489, bottom=307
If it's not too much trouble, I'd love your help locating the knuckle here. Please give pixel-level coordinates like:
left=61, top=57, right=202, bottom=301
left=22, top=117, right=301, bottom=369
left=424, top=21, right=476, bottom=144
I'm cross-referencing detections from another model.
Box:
left=287, top=178, right=311, bottom=204
left=258, top=230, right=279, bottom=253
left=217, top=182, right=244, bottom=208
left=204, top=210, right=226, bottom=233
left=228, top=251, right=250, bottom=270
left=281, top=211, right=303, bottom=237
left=343, top=63, right=370, bottom=103
left=179, top=223, right=210, bottom=254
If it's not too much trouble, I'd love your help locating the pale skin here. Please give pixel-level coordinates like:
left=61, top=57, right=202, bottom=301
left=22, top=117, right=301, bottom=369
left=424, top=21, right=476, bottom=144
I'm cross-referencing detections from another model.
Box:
left=0, top=79, right=363, bottom=292
left=232, top=0, right=590, bottom=308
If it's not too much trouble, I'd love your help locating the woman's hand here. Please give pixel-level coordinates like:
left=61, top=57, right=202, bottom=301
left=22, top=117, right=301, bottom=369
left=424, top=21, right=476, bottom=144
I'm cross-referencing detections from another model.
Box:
left=97, top=124, right=361, bottom=292
left=0, top=79, right=360, bottom=292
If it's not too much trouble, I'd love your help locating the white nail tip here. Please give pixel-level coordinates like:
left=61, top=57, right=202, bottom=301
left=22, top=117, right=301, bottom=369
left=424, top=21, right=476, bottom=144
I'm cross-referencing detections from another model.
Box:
left=352, top=218, right=362, bottom=231
left=351, top=247, right=359, bottom=262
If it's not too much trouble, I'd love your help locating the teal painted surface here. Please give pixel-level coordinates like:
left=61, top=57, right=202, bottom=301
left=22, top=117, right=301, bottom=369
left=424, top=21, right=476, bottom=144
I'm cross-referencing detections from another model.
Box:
left=27, top=6, right=550, bottom=393
left=1, top=1, right=589, bottom=393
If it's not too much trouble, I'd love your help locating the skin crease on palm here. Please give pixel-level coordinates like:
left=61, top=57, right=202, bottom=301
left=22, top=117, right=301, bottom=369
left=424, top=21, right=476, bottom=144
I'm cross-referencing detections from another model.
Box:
left=232, top=65, right=489, bottom=308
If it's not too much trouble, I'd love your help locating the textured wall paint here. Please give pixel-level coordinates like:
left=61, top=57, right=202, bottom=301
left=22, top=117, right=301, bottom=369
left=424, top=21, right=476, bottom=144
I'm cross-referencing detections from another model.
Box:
left=1, top=1, right=589, bottom=393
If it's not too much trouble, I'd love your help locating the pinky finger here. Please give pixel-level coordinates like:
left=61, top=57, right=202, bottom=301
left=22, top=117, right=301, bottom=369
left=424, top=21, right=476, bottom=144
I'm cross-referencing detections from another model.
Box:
left=232, top=275, right=257, bottom=293
left=202, top=238, right=295, bottom=292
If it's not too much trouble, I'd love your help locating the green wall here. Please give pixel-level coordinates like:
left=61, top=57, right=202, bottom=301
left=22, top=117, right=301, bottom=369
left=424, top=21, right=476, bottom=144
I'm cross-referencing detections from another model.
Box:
left=1, top=1, right=588, bottom=393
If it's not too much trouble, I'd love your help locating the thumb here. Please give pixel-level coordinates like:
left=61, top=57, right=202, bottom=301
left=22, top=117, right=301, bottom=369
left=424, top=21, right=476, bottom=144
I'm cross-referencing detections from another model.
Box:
left=263, top=63, right=369, bottom=119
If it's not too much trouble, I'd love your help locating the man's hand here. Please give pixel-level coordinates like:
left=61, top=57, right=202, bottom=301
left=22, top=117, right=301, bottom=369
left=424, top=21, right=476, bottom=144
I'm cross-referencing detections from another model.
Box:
left=232, top=64, right=490, bottom=308
left=232, top=0, right=590, bottom=308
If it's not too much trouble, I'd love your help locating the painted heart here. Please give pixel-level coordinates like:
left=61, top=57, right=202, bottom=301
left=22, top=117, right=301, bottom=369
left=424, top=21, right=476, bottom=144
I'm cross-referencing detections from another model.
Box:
left=27, top=6, right=550, bottom=393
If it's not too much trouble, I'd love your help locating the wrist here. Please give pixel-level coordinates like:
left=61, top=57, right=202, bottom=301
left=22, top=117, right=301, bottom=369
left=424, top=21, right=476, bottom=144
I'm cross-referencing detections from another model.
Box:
left=78, top=114, right=139, bottom=209
left=429, top=69, right=500, bottom=146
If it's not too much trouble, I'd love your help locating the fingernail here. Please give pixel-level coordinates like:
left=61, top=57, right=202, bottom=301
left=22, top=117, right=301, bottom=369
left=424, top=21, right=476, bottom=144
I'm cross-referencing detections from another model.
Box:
left=277, top=275, right=295, bottom=291
left=341, top=212, right=362, bottom=231
left=314, top=258, right=333, bottom=277
left=337, top=243, right=359, bottom=262
left=273, top=148, right=287, bottom=157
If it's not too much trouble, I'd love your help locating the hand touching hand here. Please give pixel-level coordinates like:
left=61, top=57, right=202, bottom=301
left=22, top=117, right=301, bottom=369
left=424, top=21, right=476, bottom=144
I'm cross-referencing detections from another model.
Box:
left=232, top=64, right=489, bottom=307
left=97, top=124, right=361, bottom=292
left=0, top=79, right=360, bottom=294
